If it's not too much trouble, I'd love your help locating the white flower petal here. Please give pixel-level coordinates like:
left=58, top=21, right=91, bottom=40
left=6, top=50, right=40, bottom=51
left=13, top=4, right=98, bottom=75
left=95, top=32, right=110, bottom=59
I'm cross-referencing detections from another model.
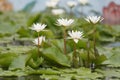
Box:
left=85, top=16, right=104, bottom=24
left=30, top=23, right=47, bottom=32
left=52, top=9, right=64, bottom=15
left=68, top=30, right=83, bottom=43
left=67, top=1, right=77, bottom=7
left=46, top=0, right=58, bottom=8
left=33, top=36, right=45, bottom=45
left=57, top=18, right=74, bottom=27
left=74, top=39, right=79, bottom=43
left=79, top=0, right=88, bottom=5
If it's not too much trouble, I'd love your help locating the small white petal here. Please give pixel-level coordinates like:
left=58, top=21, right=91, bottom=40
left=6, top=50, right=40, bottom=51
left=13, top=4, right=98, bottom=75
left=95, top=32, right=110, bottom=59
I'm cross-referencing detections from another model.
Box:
left=46, top=0, right=58, bottom=8
left=30, top=23, right=47, bottom=32
left=33, top=36, right=45, bottom=45
left=74, top=39, right=79, bottom=43
left=68, top=30, right=83, bottom=43
left=85, top=18, right=90, bottom=23
left=52, top=9, right=64, bottom=15
left=57, top=18, right=74, bottom=27
left=78, top=0, right=88, bottom=5
left=67, top=1, right=77, bottom=8
left=85, top=16, right=104, bottom=24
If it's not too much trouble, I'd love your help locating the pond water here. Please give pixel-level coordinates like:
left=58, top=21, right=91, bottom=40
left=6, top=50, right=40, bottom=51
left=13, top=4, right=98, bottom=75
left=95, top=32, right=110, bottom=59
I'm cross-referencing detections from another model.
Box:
left=106, top=42, right=120, bottom=47
left=0, top=76, right=43, bottom=80
left=0, top=76, right=119, bottom=80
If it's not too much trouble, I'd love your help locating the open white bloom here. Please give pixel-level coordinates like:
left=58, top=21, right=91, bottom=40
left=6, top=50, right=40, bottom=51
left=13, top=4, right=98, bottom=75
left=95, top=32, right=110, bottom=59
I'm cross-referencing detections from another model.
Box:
left=52, top=9, right=64, bottom=15
left=46, top=0, right=58, bottom=8
left=30, top=23, right=47, bottom=32
left=67, top=1, right=77, bottom=8
left=85, top=16, right=104, bottom=24
left=78, top=0, right=88, bottom=5
left=33, top=36, right=45, bottom=45
left=57, top=18, right=74, bottom=27
left=68, top=30, right=83, bottom=43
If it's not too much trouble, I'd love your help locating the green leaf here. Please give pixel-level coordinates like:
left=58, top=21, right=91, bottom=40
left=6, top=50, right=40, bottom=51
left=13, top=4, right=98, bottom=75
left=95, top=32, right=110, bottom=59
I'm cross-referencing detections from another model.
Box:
left=94, top=54, right=107, bottom=65
left=0, top=70, right=27, bottom=77
left=17, top=27, right=31, bottom=37
left=43, top=46, right=70, bottom=67
left=98, top=36, right=115, bottom=42
left=27, top=68, right=60, bottom=75
left=51, top=39, right=64, bottom=52
left=28, top=57, right=43, bottom=69
left=97, top=47, right=114, bottom=58
left=102, top=47, right=120, bottom=67
left=0, top=46, right=34, bottom=54
left=9, top=54, right=30, bottom=70
left=27, top=13, right=41, bottom=26
left=96, top=69, right=120, bottom=78
left=103, top=54, right=120, bottom=67
left=0, top=53, right=17, bottom=68
left=0, top=23, right=20, bottom=35
left=59, top=68, right=103, bottom=80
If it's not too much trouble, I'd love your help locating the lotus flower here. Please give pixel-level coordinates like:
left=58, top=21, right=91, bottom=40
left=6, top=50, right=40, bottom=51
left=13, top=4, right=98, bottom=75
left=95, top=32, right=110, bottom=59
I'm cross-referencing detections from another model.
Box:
left=57, top=18, right=74, bottom=27
left=30, top=23, right=47, bottom=32
left=68, top=30, right=83, bottom=43
left=102, top=2, right=120, bottom=25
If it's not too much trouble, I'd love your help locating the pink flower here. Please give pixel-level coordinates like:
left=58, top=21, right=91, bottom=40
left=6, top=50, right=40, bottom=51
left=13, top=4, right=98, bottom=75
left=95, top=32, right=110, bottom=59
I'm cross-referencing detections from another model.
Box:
left=102, top=2, right=120, bottom=25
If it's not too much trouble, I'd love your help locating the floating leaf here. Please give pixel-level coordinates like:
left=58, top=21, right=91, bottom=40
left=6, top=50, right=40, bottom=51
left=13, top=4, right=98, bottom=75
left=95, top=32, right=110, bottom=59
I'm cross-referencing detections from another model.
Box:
left=43, top=46, right=70, bottom=67
left=27, top=68, right=60, bottom=75
left=9, top=54, right=31, bottom=70
left=0, top=53, right=17, bottom=68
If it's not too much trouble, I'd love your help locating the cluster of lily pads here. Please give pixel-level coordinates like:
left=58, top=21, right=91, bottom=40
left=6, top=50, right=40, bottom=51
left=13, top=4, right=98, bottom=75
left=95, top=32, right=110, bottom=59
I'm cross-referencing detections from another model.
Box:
left=29, top=16, right=104, bottom=68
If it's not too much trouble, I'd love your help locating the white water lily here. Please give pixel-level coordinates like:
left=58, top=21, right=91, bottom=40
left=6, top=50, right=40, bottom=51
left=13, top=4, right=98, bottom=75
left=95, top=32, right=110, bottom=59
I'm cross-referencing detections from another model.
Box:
left=57, top=18, right=74, bottom=27
left=46, top=0, right=58, bottom=8
left=78, top=0, right=88, bottom=5
left=67, top=1, right=77, bottom=8
left=68, top=30, right=83, bottom=43
left=85, top=16, right=104, bottom=24
left=52, top=9, right=64, bottom=15
left=30, top=23, right=47, bottom=32
left=33, top=36, right=45, bottom=45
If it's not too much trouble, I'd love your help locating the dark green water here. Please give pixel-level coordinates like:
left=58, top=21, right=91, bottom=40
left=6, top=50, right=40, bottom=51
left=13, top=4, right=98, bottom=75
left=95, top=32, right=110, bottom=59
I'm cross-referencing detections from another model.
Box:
left=0, top=76, right=43, bottom=80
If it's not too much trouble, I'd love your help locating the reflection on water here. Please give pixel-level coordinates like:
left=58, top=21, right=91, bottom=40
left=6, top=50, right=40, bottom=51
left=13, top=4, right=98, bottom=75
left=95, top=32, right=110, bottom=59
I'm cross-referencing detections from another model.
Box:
left=0, top=75, right=43, bottom=80
left=106, top=42, right=120, bottom=47
left=0, top=75, right=119, bottom=80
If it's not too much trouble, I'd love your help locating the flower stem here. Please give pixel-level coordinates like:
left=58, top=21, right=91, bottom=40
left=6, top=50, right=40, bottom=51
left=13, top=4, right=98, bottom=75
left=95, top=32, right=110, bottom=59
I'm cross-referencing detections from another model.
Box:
left=70, top=8, right=73, bottom=17
left=93, top=26, right=99, bottom=58
left=73, top=42, right=78, bottom=68
left=63, top=28, right=67, bottom=55
left=38, top=32, right=40, bottom=56
left=87, top=40, right=90, bottom=67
